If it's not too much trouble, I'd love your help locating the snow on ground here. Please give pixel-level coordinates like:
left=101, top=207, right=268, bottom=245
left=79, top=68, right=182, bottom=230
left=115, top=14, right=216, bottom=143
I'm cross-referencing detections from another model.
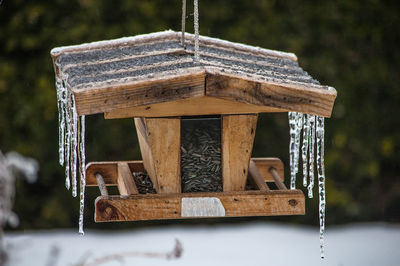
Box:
left=4, top=222, right=400, bottom=266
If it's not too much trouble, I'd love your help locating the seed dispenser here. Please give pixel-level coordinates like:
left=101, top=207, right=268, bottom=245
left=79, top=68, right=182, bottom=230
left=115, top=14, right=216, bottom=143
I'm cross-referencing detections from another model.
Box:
left=51, top=31, right=336, bottom=232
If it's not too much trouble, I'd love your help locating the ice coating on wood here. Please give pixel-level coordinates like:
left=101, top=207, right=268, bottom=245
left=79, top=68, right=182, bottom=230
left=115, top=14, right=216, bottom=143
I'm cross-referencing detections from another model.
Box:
left=54, top=76, right=87, bottom=233
left=50, top=30, right=298, bottom=62
left=288, top=112, right=326, bottom=258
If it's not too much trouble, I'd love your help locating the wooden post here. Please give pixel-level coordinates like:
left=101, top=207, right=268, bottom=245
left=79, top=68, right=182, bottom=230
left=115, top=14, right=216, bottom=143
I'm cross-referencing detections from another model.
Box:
left=135, top=117, right=181, bottom=193
left=269, top=167, right=287, bottom=190
left=222, top=114, right=258, bottom=191
left=117, top=162, right=139, bottom=195
left=248, top=160, right=270, bottom=191
left=134, top=118, right=157, bottom=189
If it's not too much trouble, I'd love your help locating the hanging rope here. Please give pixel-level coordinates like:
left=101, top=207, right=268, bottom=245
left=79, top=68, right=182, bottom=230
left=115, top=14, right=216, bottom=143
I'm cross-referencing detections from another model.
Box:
left=181, top=0, right=200, bottom=60
left=181, top=0, right=186, bottom=48
left=194, top=0, right=200, bottom=61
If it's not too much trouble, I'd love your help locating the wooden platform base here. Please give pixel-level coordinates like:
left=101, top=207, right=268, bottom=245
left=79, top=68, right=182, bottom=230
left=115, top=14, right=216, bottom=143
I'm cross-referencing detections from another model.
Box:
left=86, top=158, right=305, bottom=222
left=95, top=190, right=304, bottom=222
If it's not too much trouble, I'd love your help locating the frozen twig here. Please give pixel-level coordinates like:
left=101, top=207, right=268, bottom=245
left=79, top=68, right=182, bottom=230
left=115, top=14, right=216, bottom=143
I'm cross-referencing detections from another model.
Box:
left=78, top=239, right=183, bottom=266
left=45, top=245, right=60, bottom=266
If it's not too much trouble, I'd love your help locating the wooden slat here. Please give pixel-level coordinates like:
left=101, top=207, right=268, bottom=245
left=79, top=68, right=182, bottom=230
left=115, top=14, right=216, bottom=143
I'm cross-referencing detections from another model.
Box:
left=86, top=162, right=118, bottom=186
left=74, top=71, right=206, bottom=116
left=145, top=118, right=181, bottom=193
left=117, top=163, right=139, bottom=195
left=104, top=96, right=282, bottom=119
left=145, top=117, right=181, bottom=193
left=222, top=114, right=258, bottom=191
left=95, top=190, right=305, bottom=222
left=86, top=161, right=144, bottom=186
left=134, top=118, right=158, bottom=190
left=251, top=158, right=284, bottom=182
left=85, top=159, right=280, bottom=186
left=270, top=167, right=287, bottom=190
left=248, top=160, right=270, bottom=191
left=206, top=73, right=336, bottom=118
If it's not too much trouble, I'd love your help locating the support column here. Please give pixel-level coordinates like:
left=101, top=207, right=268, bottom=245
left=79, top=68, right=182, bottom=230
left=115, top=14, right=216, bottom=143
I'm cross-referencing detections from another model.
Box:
left=222, top=114, right=258, bottom=191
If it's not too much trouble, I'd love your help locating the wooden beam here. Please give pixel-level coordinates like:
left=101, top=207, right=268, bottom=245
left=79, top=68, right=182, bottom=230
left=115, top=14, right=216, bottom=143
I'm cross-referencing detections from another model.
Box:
left=248, top=160, right=270, bottom=191
left=206, top=73, right=336, bottom=118
left=222, top=114, right=258, bottom=191
left=117, top=162, right=139, bottom=195
left=86, top=162, right=118, bottom=186
left=95, top=190, right=305, bottom=222
left=85, top=159, right=280, bottom=186
left=250, top=158, right=284, bottom=182
left=134, top=118, right=158, bottom=190
left=74, top=71, right=206, bottom=116
left=104, top=96, right=281, bottom=119
left=145, top=117, right=181, bottom=193
left=269, top=167, right=287, bottom=190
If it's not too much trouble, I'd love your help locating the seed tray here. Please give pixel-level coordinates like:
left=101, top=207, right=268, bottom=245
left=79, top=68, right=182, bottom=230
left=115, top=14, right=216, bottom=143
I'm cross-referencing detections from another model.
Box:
left=85, top=158, right=305, bottom=222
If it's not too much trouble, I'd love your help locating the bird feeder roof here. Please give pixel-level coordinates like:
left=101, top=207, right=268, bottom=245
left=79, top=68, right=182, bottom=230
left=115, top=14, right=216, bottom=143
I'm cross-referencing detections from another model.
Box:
left=51, top=30, right=336, bottom=118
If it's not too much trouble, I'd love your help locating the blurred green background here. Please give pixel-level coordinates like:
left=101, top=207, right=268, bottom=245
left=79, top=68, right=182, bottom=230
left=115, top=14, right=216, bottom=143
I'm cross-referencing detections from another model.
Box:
left=0, top=0, right=399, bottom=230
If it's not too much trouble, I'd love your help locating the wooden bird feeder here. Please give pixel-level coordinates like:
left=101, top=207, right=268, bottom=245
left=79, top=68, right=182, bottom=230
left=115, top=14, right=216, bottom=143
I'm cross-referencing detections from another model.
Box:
left=51, top=30, right=336, bottom=223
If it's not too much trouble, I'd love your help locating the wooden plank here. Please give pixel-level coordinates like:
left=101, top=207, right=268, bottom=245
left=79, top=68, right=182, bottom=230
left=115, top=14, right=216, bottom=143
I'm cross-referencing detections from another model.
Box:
left=134, top=118, right=158, bottom=190
left=145, top=118, right=181, bottom=193
left=86, top=161, right=144, bottom=186
left=86, top=162, right=118, bottom=187
left=182, top=33, right=298, bottom=62
left=251, top=158, right=284, bottom=182
left=85, top=159, right=280, bottom=186
left=74, top=71, right=206, bottom=116
left=206, top=73, right=336, bottom=118
left=50, top=32, right=180, bottom=58
left=222, top=114, right=258, bottom=191
left=104, top=96, right=281, bottom=119
left=117, top=163, right=139, bottom=195
left=95, top=190, right=305, bottom=222
left=248, top=160, right=270, bottom=191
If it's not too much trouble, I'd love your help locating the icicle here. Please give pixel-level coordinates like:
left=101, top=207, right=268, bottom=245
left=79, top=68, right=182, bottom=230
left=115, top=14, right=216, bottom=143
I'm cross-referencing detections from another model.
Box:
left=78, top=115, right=86, bottom=235
left=71, top=94, right=79, bottom=198
left=288, top=112, right=296, bottom=189
left=64, top=90, right=71, bottom=190
left=288, top=112, right=327, bottom=258
left=316, top=116, right=326, bottom=258
left=294, top=112, right=303, bottom=177
left=289, top=112, right=303, bottom=189
left=55, top=76, right=88, bottom=234
left=56, top=78, right=66, bottom=166
left=307, top=115, right=316, bottom=198
left=301, top=114, right=310, bottom=187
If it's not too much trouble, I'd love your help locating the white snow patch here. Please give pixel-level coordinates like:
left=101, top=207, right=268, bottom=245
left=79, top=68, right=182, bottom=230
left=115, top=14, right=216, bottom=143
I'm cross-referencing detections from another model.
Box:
left=4, top=223, right=400, bottom=266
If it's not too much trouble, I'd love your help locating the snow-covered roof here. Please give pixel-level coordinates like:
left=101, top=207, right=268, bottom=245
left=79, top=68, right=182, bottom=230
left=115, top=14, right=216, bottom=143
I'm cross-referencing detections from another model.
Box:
left=51, top=30, right=336, bottom=117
